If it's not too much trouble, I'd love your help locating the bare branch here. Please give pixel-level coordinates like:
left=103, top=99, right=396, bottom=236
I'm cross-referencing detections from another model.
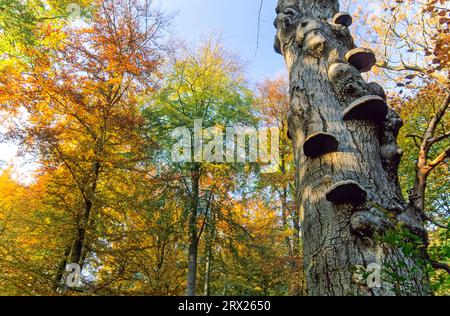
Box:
left=428, top=132, right=450, bottom=147
left=406, top=134, right=423, bottom=148
left=376, top=63, right=426, bottom=73
left=255, top=0, right=264, bottom=57
left=423, top=93, right=450, bottom=152
left=430, top=260, right=450, bottom=275
left=425, top=215, right=449, bottom=230
left=427, top=146, right=450, bottom=173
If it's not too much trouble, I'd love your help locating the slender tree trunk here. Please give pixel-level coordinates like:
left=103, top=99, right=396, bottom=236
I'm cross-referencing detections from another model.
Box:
left=203, top=248, right=212, bottom=296
left=291, top=213, right=305, bottom=295
left=70, top=161, right=101, bottom=268
left=409, top=93, right=450, bottom=217
left=56, top=161, right=101, bottom=293
left=288, top=181, right=305, bottom=295
left=274, top=0, right=431, bottom=295
left=186, top=163, right=201, bottom=296
left=203, top=211, right=215, bottom=296
left=54, top=245, right=71, bottom=291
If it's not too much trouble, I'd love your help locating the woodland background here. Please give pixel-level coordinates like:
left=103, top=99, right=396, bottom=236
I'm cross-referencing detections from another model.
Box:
left=0, top=0, right=448, bottom=296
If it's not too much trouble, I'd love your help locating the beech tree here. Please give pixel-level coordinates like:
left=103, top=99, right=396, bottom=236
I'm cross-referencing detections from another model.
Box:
left=0, top=0, right=168, bottom=293
left=273, top=0, right=439, bottom=295
left=147, top=36, right=254, bottom=296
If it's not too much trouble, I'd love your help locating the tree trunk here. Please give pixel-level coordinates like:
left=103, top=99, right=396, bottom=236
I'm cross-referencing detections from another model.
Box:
left=186, top=163, right=201, bottom=296
left=70, top=161, right=101, bottom=268
left=56, top=161, right=101, bottom=293
left=54, top=245, right=71, bottom=291
left=203, top=247, right=212, bottom=296
left=274, top=0, right=431, bottom=295
left=203, top=211, right=215, bottom=296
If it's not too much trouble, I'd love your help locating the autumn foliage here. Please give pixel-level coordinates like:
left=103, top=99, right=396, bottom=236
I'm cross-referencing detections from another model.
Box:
left=0, top=0, right=448, bottom=296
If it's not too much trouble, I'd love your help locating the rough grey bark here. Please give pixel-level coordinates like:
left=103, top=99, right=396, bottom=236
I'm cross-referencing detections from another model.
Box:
left=274, top=0, right=432, bottom=295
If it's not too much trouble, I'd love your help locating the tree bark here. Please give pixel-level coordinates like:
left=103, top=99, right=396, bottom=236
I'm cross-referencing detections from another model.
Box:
left=274, top=0, right=432, bottom=295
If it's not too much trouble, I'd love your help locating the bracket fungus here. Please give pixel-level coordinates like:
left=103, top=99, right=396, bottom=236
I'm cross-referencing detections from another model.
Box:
left=303, top=132, right=339, bottom=158
left=343, top=95, right=388, bottom=123
left=325, top=180, right=367, bottom=204
left=345, top=48, right=376, bottom=73
left=328, top=62, right=388, bottom=124
left=332, top=12, right=353, bottom=27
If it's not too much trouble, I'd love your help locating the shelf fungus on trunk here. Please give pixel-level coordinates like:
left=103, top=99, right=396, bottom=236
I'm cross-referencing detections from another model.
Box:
left=332, top=12, right=353, bottom=27
left=325, top=180, right=367, bottom=204
left=328, top=62, right=388, bottom=124
left=303, top=132, right=339, bottom=158
left=345, top=48, right=377, bottom=73
left=343, top=95, right=388, bottom=123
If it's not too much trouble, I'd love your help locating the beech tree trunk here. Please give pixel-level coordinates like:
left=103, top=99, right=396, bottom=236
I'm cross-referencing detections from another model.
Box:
left=56, top=160, right=101, bottom=292
left=186, top=163, right=201, bottom=296
left=203, top=211, right=216, bottom=296
left=274, top=0, right=432, bottom=295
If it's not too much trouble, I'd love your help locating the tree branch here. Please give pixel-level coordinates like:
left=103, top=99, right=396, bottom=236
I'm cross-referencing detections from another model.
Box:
left=376, top=63, right=426, bottom=73
left=427, top=146, right=450, bottom=173
left=430, top=260, right=450, bottom=275
left=255, top=0, right=264, bottom=57
left=428, top=132, right=450, bottom=147
left=422, top=93, right=450, bottom=153
left=424, top=215, right=449, bottom=230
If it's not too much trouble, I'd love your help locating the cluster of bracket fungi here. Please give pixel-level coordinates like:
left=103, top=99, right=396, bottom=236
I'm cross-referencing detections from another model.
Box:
left=274, top=7, right=417, bottom=239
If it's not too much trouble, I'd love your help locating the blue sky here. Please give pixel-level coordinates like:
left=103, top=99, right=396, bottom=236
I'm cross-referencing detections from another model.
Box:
left=154, top=0, right=286, bottom=84
left=2, top=0, right=287, bottom=179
